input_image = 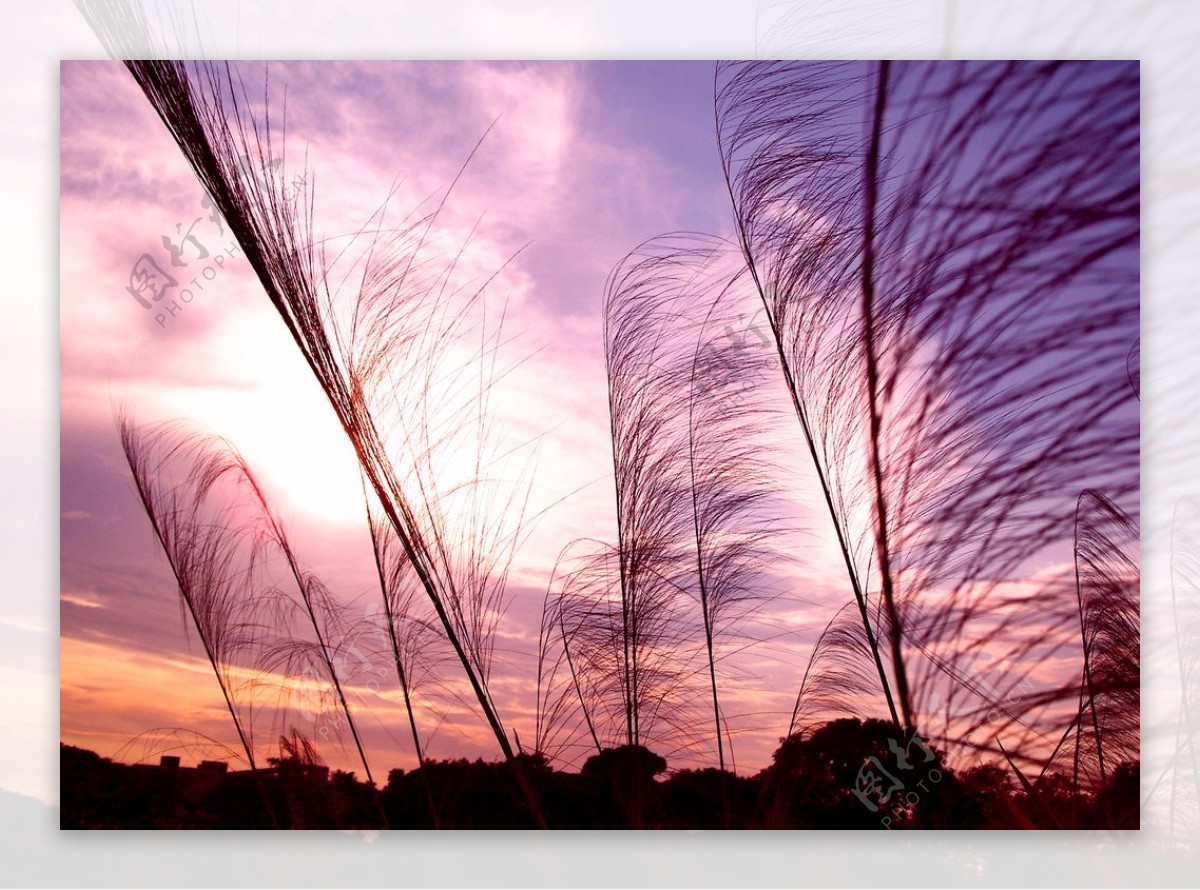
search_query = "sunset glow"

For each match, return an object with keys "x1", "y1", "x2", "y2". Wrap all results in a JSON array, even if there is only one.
[{"x1": 60, "y1": 59, "x2": 1139, "y2": 830}]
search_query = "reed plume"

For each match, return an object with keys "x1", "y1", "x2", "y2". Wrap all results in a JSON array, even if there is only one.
[
  {"x1": 716, "y1": 61, "x2": 1140, "y2": 755},
  {"x1": 118, "y1": 413, "x2": 279, "y2": 825},
  {"x1": 1071, "y1": 490, "x2": 1139, "y2": 793},
  {"x1": 112, "y1": 60, "x2": 537, "y2": 782}
]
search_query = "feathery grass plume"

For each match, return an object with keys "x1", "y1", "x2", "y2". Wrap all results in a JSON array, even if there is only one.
[
  {"x1": 239, "y1": 470, "x2": 387, "y2": 824},
  {"x1": 113, "y1": 61, "x2": 539, "y2": 785},
  {"x1": 543, "y1": 539, "x2": 697, "y2": 760},
  {"x1": 121, "y1": 415, "x2": 396, "y2": 822},
  {"x1": 538, "y1": 236, "x2": 782, "y2": 772},
  {"x1": 786, "y1": 603, "x2": 887, "y2": 739},
  {"x1": 679, "y1": 237, "x2": 780, "y2": 774},
  {"x1": 117, "y1": 413, "x2": 279, "y2": 826},
  {"x1": 599, "y1": 238, "x2": 701, "y2": 751},
  {"x1": 597, "y1": 235, "x2": 761, "y2": 755},
  {"x1": 535, "y1": 540, "x2": 607, "y2": 764},
  {"x1": 716, "y1": 61, "x2": 1140, "y2": 747},
  {"x1": 268, "y1": 728, "x2": 333, "y2": 830},
  {"x1": 112, "y1": 728, "x2": 247, "y2": 770},
  {"x1": 612, "y1": 234, "x2": 781, "y2": 771},
  {"x1": 1071, "y1": 490, "x2": 1139, "y2": 796},
  {"x1": 752, "y1": 0, "x2": 936, "y2": 60},
  {"x1": 72, "y1": 0, "x2": 160, "y2": 58},
  {"x1": 1166, "y1": 497, "x2": 1200, "y2": 844},
  {"x1": 275, "y1": 728, "x2": 323, "y2": 769},
  {"x1": 1005, "y1": 489, "x2": 1140, "y2": 828},
  {"x1": 124, "y1": 411, "x2": 386, "y2": 821}
]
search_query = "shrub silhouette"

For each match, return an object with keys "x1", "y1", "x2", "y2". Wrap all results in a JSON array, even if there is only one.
[{"x1": 579, "y1": 745, "x2": 668, "y2": 829}]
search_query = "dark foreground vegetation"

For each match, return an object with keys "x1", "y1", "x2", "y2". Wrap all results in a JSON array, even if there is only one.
[{"x1": 61, "y1": 718, "x2": 1137, "y2": 830}]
